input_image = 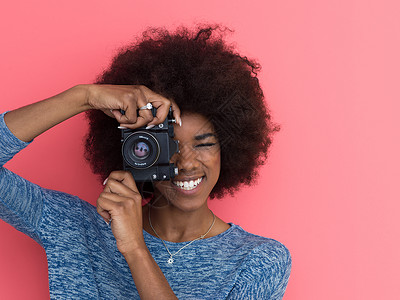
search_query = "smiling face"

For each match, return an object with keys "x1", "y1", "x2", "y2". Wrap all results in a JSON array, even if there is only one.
[{"x1": 153, "y1": 113, "x2": 221, "y2": 212}]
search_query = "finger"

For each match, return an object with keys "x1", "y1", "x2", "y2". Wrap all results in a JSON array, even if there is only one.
[
  {"x1": 97, "y1": 191, "x2": 124, "y2": 218},
  {"x1": 149, "y1": 104, "x2": 170, "y2": 126},
  {"x1": 120, "y1": 89, "x2": 141, "y2": 124},
  {"x1": 152, "y1": 98, "x2": 181, "y2": 126},
  {"x1": 111, "y1": 109, "x2": 126, "y2": 121},
  {"x1": 135, "y1": 106, "x2": 154, "y2": 128},
  {"x1": 123, "y1": 88, "x2": 152, "y2": 124},
  {"x1": 97, "y1": 192, "x2": 141, "y2": 225},
  {"x1": 102, "y1": 109, "x2": 116, "y2": 119},
  {"x1": 105, "y1": 170, "x2": 140, "y2": 194},
  {"x1": 118, "y1": 92, "x2": 155, "y2": 129},
  {"x1": 170, "y1": 99, "x2": 182, "y2": 126},
  {"x1": 98, "y1": 190, "x2": 130, "y2": 204},
  {"x1": 96, "y1": 195, "x2": 113, "y2": 222},
  {"x1": 104, "y1": 178, "x2": 139, "y2": 198},
  {"x1": 144, "y1": 98, "x2": 171, "y2": 127},
  {"x1": 140, "y1": 87, "x2": 171, "y2": 126},
  {"x1": 97, "y1": 194, "x2": 128, "y2": 225}
]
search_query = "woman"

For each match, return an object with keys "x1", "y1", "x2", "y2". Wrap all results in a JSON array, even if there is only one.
[{"x1": 0, "y1": 26, "x2": 291, "y2": 299}]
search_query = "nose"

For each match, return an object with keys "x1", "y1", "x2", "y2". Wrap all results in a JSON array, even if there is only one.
[{"x1": 171, "y1": 143, "x2": 200, "y2": 172}]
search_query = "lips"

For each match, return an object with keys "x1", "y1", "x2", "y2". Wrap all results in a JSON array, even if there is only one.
[{"x1": 172, "y1": 176, "x2": 204, "y2": 191}]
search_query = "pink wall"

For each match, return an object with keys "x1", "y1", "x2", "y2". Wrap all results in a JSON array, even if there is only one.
[{"x1": 1, "y1": 0, "x2": 399, "y2": 299}]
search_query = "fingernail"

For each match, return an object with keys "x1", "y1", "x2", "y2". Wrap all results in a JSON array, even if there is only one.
[
  {"x1": 104, "y1": 219, "x2": 109, "y2": 226},
  {"x1": 179, "y1": 119, "x2": 182, "y2": 126},
  {"x1": 118, "y1": 126, "x2": 127, "y2": 129},
  {"x1": 103, "y1": 178, "x2": 108, "y2": 185},
  {"x1": 146, "y1": 124, "x2": 155, "y2": 129}
]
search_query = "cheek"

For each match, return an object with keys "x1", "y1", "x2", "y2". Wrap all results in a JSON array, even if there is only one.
[{"x1": 210, "y1": 153, "x2": 221, "y2": 181}]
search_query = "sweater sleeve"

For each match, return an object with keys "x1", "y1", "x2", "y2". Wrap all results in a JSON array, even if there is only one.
[
  {"x1": 226, "y1": 241, "x2": 292, "y2": 300},
  {"x1": 0, "y1": 111, "x2": 44, "y2": 245}
]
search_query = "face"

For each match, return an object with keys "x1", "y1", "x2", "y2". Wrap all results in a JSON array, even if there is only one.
[{"x1": 153, "y1": 113, "x2": 221, "y2": 212}]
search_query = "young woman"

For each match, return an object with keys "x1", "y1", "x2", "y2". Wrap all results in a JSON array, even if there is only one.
[{"x1": 0, "y1": 26, "x2": 291, "y2": 299}]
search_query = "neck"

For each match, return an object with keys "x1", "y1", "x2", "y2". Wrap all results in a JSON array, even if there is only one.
[{"x1": 143, "y1": 202, "x2": 215, "y2": 243}]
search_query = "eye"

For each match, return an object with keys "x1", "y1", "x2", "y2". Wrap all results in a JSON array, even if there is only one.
[{"x1": 195, "y1": 143, "x2": 216, "y2": 148}]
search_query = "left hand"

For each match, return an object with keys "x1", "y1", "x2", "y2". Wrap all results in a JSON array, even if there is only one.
[{"x1": 97, "y1": 170, "x2": 145, "y2": 255}]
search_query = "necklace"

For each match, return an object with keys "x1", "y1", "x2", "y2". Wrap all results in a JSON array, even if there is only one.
[{"x1": 148, "y1": 207, "x2": 216, "y2": 265}]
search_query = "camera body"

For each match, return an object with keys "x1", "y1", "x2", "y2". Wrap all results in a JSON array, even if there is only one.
[{"x1": 121, "y1": 107, "x2": 179, "y2": 182}]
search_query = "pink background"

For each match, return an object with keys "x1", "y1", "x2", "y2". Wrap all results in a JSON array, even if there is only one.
[{"x1": 1, "y1": 0, "x2": 399, "y2": 299}]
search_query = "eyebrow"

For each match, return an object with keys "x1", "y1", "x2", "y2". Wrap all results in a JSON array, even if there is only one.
[{"x1": 194, "y1": 133, "x2": 216, "y2": 141}]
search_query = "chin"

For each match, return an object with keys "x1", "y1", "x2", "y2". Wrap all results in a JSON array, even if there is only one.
[{"x1": 153, "y1": 180, "x2": 211, "y2": 211}]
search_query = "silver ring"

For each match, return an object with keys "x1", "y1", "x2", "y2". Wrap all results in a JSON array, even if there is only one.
[{"x1": 139, "y1": 103, "x2": 153, "y2": 110}]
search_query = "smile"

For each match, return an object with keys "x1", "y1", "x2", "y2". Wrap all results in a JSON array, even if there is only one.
[{"x1": 172, "y1": 177, "x2": 204, "y2": 191}]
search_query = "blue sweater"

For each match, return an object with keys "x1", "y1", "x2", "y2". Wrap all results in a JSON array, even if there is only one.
[{"x1": 0, "y1": 112, "x2": 291, "y2": 299}]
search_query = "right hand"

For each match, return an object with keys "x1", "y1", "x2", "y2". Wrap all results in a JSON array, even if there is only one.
[
  {"x1": 97, "y1": 170, "x2": 145, "y2": 255},
  {"x1": 84, "y1": 84, "x2": 181, "y2": 129}
]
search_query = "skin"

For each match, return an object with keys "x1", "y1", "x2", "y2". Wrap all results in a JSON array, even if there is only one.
[
  {"x1": 142, "y1": 113, "x2": 230, "y2": 243},
  {"x1": 4, "y1": 84, "x2": 229, "y2": 299}
]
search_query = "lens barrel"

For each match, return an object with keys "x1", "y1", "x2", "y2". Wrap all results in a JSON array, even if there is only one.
[{"x1": 122, "y1": 131, "x2": 160, "y2": 169}]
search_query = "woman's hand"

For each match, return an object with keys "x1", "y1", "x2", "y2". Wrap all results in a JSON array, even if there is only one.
[
  {"x1": 97, "y1": 170, "x2": 146, "y2": 255},
  {"x1": 98, "y1": 170, "x2": 177, "y2": 298},
  {"x1": 4, "y1": 84, "x2": 181, "y2": 142},
  {"x1": 84, "y1": 84, "x2": 181, "y2": 129}
]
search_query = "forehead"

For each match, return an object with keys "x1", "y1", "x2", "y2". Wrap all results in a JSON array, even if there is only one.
[{"x1": 174, "y1": 113, "x2": 216, "y2": 139}]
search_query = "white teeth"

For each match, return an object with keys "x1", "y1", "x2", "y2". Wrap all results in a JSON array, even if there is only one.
[{"x1": 173, "y1": 177, "x2": 203, "y2": 191}]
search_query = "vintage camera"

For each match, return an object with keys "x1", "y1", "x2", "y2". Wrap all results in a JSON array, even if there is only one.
[{"x1": 121, "y1": 107, "x2": 179, "y2": 182}]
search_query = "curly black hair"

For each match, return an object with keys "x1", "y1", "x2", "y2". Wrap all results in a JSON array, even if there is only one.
[{"x1": 84, "y1": 24, "x2": 279, "y2": 199}]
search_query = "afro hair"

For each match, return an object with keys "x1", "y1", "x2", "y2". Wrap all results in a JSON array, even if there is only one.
[{"x1": 84, "y1": 24, "x2": 279, "y2": 199}]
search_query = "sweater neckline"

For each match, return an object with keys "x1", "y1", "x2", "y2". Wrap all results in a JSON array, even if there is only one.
[{"x1": 143, "y1": 222, "x2": 238, "y2": 246}]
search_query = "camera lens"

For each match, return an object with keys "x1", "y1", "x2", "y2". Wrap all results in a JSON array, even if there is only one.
[
  {"x1": 122, "y1": 131, "x2": 160, "y2": 169},
  {"x1": 134, "y1": 141, "x2": 150, "y2": 159}
]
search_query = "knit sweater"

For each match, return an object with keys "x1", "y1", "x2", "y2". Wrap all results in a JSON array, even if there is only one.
[{"x1": 0, "y1": 112, "x2": 291, "y2": 299}]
